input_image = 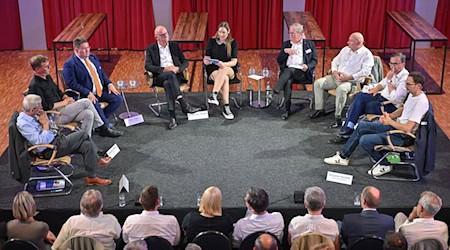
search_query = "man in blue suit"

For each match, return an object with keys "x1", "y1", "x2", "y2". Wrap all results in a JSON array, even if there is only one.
[
  {"x1": 63, "y1": 37, "x2": 123, "y2": 137},
  {"x1": 341, "y1": 186, "x2": 394, "y2": 247}
]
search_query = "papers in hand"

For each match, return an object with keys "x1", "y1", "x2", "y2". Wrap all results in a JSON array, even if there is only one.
[{"x1": 207, "y1": 58, "x2": 220, "y2": 65}]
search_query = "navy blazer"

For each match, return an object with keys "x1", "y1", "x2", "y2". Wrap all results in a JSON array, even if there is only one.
[
  {"x1": 144, "y1": 41, "x2": 188, "y2": 85},
  {"x1": 277, "y1": 39, "x2": 318, "y2": 83},
  {"x1": 341, "y1": 210, "x2": 394, "y2": 247},
  {"x1": 63, "y1": 54, "x2": 112, "y2": 98}
]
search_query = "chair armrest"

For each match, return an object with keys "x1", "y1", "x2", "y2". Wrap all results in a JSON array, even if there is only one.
[
  {"x1": 386, "y1": 130, "x2": 416, "y2": 150},
  {"x1": 64, "y1": 89, "x2": 81, "y2": 99},
  {"x1": 365, "y1": 114, "x2": 381, "y2": 121},
  {"x1": 28, "y1": 144, "x2": 58, "y2": 164},
  {"x1": 145, "y1": 71, "x2": 154, "y2": 87}
]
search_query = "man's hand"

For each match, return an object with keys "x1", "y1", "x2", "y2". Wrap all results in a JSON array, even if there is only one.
[
  {"x1": 408, "y1": 206, "x2": 419, "y2": 222},
  {"x1": 66, "y1": 97, "x2": 75, "y2": 104},
  {"x1": 379, "y1": 111, "x2": 392, "y2": 125},
  {"x1": 45, "y1": 231, "x2": 56, "y2": 244},
  {"x1": 368, "y1": 88, "x2": 379, "y2": 96},
  {"x1": 163, "y1": 66, "x2": 179, "y2": 73},
  {"x1": 301, "y1": 64, "x2": 308, "y2": 72},
  {"x1": 37, "y1": 110, "x2": 50, "y2": 130},
  {"x1": 284, "y1": 48, "x2": 296, "y2": 55},
  {"x1": 87, "y1": 92, "x2": 98, "y2": 104},
  {"x1": 339, "y1": 72, "x2": 353, "y2": 82},
  {"x1": 333, "y1": 71, "x2": 342, "y2": 81},
  {"x1": 108, "y1": 84, "x2": 120, "y2": 95}
]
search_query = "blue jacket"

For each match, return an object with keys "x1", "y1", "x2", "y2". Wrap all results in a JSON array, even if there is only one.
[{"x1": 416, "y1": 103, "x2": 437, "y2": 176}]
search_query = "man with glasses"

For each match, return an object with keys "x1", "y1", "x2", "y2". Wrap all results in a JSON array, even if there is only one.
[
  {"x1": 273, "y1": 23, "x2": 317, "y2": 120},
  {"x1": 145, "y1": 25, "x2": 200, "y2": 129},
  {"x1": 311, "y1": 32, "x2": 374, "y2": 128},
  {"x1": 63, "y1": 37, "x2": 123, "y2": 137},
  {"x1": 331, "y1": 53, "x2": 408, "y2": 142},
  {"x1": 324, "y1": 72, "x2": 429, "y2": 177}
]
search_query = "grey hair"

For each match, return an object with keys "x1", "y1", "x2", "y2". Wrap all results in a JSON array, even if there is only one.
[
  {"x1": 22, "y1": 94, "x2": 42, "y2": 112},
  {"x1": 419, "y1": 191, "x2": 442, "y2": 216},
  {"x1": 290, "y1": 23, "x2": 304, "y2": 34},
  {"x1": 80, "y1": 189, "x2": 103, "y2": 217},
  {"x1": 304, "y1": 186, "x2": 326, "y2": 211},
  {"x1": 391, "y1": 52, "x2": 406, "y2": 63},
  {"x1": 124, "y1": 240, "x2": 147, "y2": 250}
]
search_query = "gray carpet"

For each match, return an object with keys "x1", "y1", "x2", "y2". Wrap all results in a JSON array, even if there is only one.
[{"x1": 1, "y1": 92, "x2": 450, "y2": 211}]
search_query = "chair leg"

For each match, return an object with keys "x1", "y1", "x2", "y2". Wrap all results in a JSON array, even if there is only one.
[
  {"x1": 26, "y1": 163, "x2": 75, "y2": 197},
  {"x1": 148, "y1": 90, "x2": 165, "y2": 117},
  {"x1": 369, "y1": 153, "x2": 420, "y2": 181},
  {"x1": 277, "y1": 97, "x2": 285, "y2": 109}
]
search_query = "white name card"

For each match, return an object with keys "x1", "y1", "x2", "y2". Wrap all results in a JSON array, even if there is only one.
[
  {"x1": 124, "y1": 114, "x2": 144, "y2": 127},
  {"x1": 119, "y1": 174, "x2": 129, "y2": 193},
  {"x1": 326, "y1": 171, "x2": 353, "y2": 185},
  {"x1": 248, "y1": 74, "x2": 264, "y2": 81},
  {"x1": 187, "y1": 110, "x2": 209, "y2": 120},
  {"x1": 106, "y1": 144, "x2": 120, "y2": 159}
]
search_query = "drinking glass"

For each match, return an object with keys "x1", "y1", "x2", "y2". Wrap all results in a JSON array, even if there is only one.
[
  {"x1": 249, "y1": 67, "x2": 255, "y2": 76},
  {"x1": 262, "y1": 67, "x2": 269, "y2": 78}
]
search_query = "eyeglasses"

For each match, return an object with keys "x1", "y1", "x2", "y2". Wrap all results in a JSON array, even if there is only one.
[
  {"x1": 157, "y1": 33, "x2": 168, "y2": 37},
  {"x1": 289, "y1": 32, "x2": 301, "y2": 36},
  {"x1": 389, "y1": 62, "x2": 402, "y2": 65},
  {"x1": 406, "y1": 83, "x2": 417, "y2": 86}
]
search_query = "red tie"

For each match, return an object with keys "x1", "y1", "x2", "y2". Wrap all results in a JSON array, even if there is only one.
[{"x1": 84, "y1": 58, "x2": 102, "y2": 97}]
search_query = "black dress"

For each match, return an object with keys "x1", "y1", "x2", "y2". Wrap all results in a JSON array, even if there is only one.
[
  {"x1": 181, "y1": 211, "x2": 233, "y2": 243},
  {"x1": 205, "y1": 38, "x2": 238, "y2": 77}
]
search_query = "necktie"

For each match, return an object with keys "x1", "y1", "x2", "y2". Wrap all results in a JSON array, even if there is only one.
[{"x1": 84, "y1": 58, "x2": 102, "y2": 97}]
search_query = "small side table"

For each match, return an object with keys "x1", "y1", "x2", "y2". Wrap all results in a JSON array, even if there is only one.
[
  {"x1": 248, "y1": 74, "x2": 269, "y2": 108},
  {"x1": 116, "y1": 80, "x2": 141, "y2": 119}
]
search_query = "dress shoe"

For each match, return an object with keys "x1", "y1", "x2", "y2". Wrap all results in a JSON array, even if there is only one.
[
  {"x1": 168, "y1": 118, "x2": 177, "y2": 130},
  {"x1": 85, "y1": 176, "x2": 112, "y2": 186},
  {"x1": 329, "y1": 118, "x2": 342, "y2": 128},
  {"x1": 281, "y1": 111, "x2": 290, "y2": 120},
  {"x1": 100, "y1": 127, "x2": 123, "y2": 137},
  {"x1": 328, "y1": 135, "x2": 348, "y2": 144},
  {"x1": 98, "y1": 157, "x2": 112, "y2": 167},
  {"x1": 97, "y1": 149, "x2": 105, "y2": 157},
  {"x1": 309, "y1": 110, "x2": 326, "y2": 119},
  {"x1": 182, "y1": 105, "x2": 201, "y2": 114},
  {"x1": 339, "y1": 127, "x2": 354, "y2": 136}
]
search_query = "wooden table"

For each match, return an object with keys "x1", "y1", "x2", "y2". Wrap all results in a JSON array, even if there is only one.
[
  {"x1": 53, "y1": 13, "x2": 110, "y2": 85},
  {"x1": 383, "y1": 11, "x2": 447, "y2": 94},
  {"x1": 172, "y1": 12, "x2": 208, "y2": 59},
  {"x1": 283, "y1": 11, "x2": 326, "y2": 76}
]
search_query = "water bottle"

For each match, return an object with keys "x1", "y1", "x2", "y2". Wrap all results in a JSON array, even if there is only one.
[
  {"x1": 265, "y1": 81, "x2": 272, "y2": 106},
  {"x1": 248, "y1": 82, "x2": 253, "y2": 105},
  {"x1": 118, "y1": 192, "x2": 126, "y2": 207}
]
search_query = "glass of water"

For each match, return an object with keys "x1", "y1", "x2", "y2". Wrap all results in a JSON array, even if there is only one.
[
  {"x1": 117, "y1": 80, "x2": 124, "y2": 89},
  {"x1": 118, "y1": 193, "x2": 126, "y2": 207},
  {"x1": 249, "y1": 67, "x2": 255, "y2": 76},
  {"x1": 196, "y1": 193, "x2": 202, "y2": 207},
  {"x1": 159, "y1": 195, "x2": 164, "y2": 207},
  {"x1": 353, "y1": 192, "x2": 361, "y2": 206},
  {"x1": 262, "y1": 67, "x2": 269, "y2": 78}
]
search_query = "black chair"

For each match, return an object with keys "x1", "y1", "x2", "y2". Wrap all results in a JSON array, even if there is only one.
[
  {"x1": 348, "y1": 235, "x2": 384, "y2": 250},
  {"x1": 192, "y1": 230, "x2": 232, "y2": 250},
  {"x1": 411, "y1": 238, "x2": 444, "y2": 250},
  {"x1": 239, "y1": 231, "x2": 282, "y2": 250},
  {"x1": 2, "y1": 238, "x2": 39, "y2": 250},
  {"x1": 143, "y1": 235, "x2": 174, "y2": 250}
]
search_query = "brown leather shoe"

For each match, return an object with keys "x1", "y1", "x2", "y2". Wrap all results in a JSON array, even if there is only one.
[
  {"x1": 98, "y1": 157, "x2": 112, "y2": 167},
  {"x1": 85, "y1": 176, "x2": 112, "y2": 186}
]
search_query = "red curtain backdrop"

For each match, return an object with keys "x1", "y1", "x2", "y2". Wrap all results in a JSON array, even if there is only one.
[
  {"x1": 433, "y1": 0, "x2": 450, "y2": 47},
  {"x1": 0, "y1": 0, "x2": 22, "y2": 50},
  {"x1": 305, "y1": 0, "x2": 414, "y2": 48},
  {"x1": 42, "y1": 0, "x2": 155, "y2": 50},
  {"x1": 172, "y1": 0, "x2": 283, "y2": 50}
]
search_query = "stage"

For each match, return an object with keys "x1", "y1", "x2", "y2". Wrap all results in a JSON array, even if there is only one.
[{"x1": 1, "y1": 92, "x2": 449, "y2": 248}]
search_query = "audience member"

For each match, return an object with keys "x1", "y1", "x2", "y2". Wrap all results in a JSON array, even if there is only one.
[
  {"x1": 185, "y1": 243, "x2": 202, "y2": 250},
  {"x1": 253, "y1": 233, "x2": 278, "y2": 250},
  {"x1": 383, "y1": 231, "x2": 407, "y2": 250},
  {"x1": 311, "y1": 32, "x2": 374, "y2": 128},
  {"x1": 124, "y1": 240, "x2": 147, "y2": 250},
  {"x1": 336, "y1": 52, "x2": 408, "y2": 140},
  {"x1": 122, "y1": 185, "x2": 180, "y2": 245},
  {"x1": 324, "y1": 72, "x2": 429, "y2": 177},
  {"x1": 51, "y1": 189, "x2": 121, "y2": 250},
  {"x1": 288, "y1": 186, "x2": 339, "y2": 249},
  {"x1": 395, "y1": 191, "x2": 448, "y2": 249},
  {"x1": 204, "y1": 21, "x2": 238, "y2": 120},
  {"x1": 182, "y1": 186, "x2": 233, "y2": 243},
  {"x1": 28, "y1": 55, "x2": 115, "y2": 138},
  {"x1": 63, "y1": 37, "x2": 123, "y2": 136},
  {"x1": 341, "y1": 186, "x2": 394, "y2": 247},
  {"x1": 145, "y1": 25, "x2": 200, "y2": 129},
  {"x1": 273, "y1": 22, "x2": 317, "y2": 120},
  {"x1": 16, "y1": 94, "x2": 112, "y2": 186},
  {"x1": 233, "y1": 187, "x2": 284, "y2": 248},
  {"x1": 311, "y1": 242, "x2": 334, "y2": 250},
  {"x1": 7, "y1": 191, "x2": 56, "y2": 250}
]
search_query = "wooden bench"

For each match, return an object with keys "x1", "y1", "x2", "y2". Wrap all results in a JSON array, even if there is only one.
[{"x1": 172, "y1": 12, "x2": 208, "y2": 56}]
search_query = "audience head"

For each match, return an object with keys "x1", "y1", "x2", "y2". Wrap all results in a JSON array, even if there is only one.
[
  {"x1": 383, "y1": 231, "x2": 407, "y2": 250},
  {"x1": 406, "y1": 72, "x2": 425, "y2": 95},
  {"x1": 12, "y1": 191, "x2": 37, "y2": 221},
  {"x1": 214, "y1": 21, "x2": 233, "y2": 57},
  {"x1": 361, "y1": 186, "x2": 382, "y2": 209},
  {"x1": 304, "y1": 186, "x2": 326, "y2": 212},
  {"x1": 139, "y1": 185, "x2": 159, "y2": 210},
  {"x1": 418, "y1": 191, "x2": 442, "y2": 217},
  {"x1": 124, "y1": 240, "x2": 147, "y2": 250},
  {"x1": 253, "y1": 233, "x2": 278, "y2": 250},
  {"x1": 80, "y1": 189, "x2": 103, "y2": 217},
  {"x1": 22, "y1": 94, "x2": 42, "y2": 115},
  {"x1": 348, "y1": 32, "x2": 364, "y2": 51},
  {"x1": 185, "y1": 243, "x2": 202, "y2": 250},
  {"x1": 245, "y1": 187, "x2": 269, "y2": 214},
  {"x1": 199, "y1": 186, "x2": 222, "y2": 217},
  {"x1": 30, "y1": 55, "x2": 50, "y2": 78},
  {"x1": 154, "y1": 25, "x2": 169, "y2": 47},
  {"x1": 73, "y1": 37, "x2": 90, "y2": 59},
  {"x1": 289, "y1": 23, "x2": 303, "y2": 43},
  {"x1": 389, "y1": 53, "x2": 406, "y2": 73}
]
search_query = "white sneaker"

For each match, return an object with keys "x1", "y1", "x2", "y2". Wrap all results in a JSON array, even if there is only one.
[
  {"x1": 324, "y1": 152, "x2": 349, "y2": 166},
  {"x1": 208, "y1": 95, "x2": 219, "y2": 105},
  {"x1": 367, "y1": 165, "x2": 392, "y2": 176},
  {"x1": 222, "y1": 106, "x2": 234, "y2": 120}
]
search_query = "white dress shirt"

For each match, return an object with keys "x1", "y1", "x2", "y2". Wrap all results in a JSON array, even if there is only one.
[
  {"x1": 288, "y1": 214, "x2": 339, "y2": 243},
  {"x1": 76, "y1": 54, "x2": 103, "y2": 94},
  {"x1": 331, "y1": 46, "x2": 374, "y2": 80},
  {"x1": 122, "y1": 210, "x2": 181, "y2": 245},
  {"x1": 398, "y1": 218, "x2": 448, "y2": 250},
  {"x1": 378, "y1": 68, "x2": 409, "y2": 106},
  {"x1": 158, "y1": 42, "x2": 174, "y2": 67},
  {"x1": 287, "y1": 40, "x2": 304, "y2": 69}
]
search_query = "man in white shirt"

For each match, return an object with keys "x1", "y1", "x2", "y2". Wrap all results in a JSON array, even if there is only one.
[
  {"x1": 122, "y1": 185, "x2": 181, "y2": 246},
  {"x1": 395, "y1": 191, "x2": 448, "y2": 250},
  {"x1": 288, "y1": 186, "x2": 339, "y2": 249},
  {"x1": 311, "y1": 32, "x2": 374, "y2": 128},
  {"x1": 232, "y1": 187, "x2": 284, "y2": 248},
  {"x1": 52, "y1": 189, "x2": 121, "y2": 250}
]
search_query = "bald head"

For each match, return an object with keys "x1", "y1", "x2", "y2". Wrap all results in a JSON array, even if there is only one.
[
  {"x1": 361, "y1": 186, "x2": 381, "y2": 208},
  {"x1": 154, "y1": 25, "x2": 169, "y2": 46},
  {"x1": 254, "y1": 234, "x2": 278, "y2": 250},
  {"x1": 348, "y1": 32, "x2": 364, "y2": 51}
]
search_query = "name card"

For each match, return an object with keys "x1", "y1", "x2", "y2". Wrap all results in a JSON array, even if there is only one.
[
  {"x1": 106, "y1": 144, "x2": 120, "y2": 159},
  {"x1": 248, "y1": 74, "x2": 264, "y2": 81},
  {"x1": 119, "y1": 174, "x2": 129, "y2": 193},
  {"x1": 187, "y1": 110, "x2": 209, "y2": 120},
  {"x1": 326, "y1": 171, "x2": 353, "y2": 185},
  {"x1": 124, "y1": 114, "x2": 144, "y2": 127}
]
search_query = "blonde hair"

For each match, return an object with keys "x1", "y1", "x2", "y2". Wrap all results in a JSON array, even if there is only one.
[
  {"x1": 199, "y1": 186, "x2": 222, "y2": 216},
  {"x1": 80, "y1": 189, "x2": 103, "y2": 217},
  {"x1": 213, "y1": 22, "x2": 234, "y2": 58},
  {"x1": 12, "y1": 191, "x2": 37, "y2": 221}
]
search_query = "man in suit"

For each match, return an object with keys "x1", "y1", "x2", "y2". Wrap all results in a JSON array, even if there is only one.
[
  {"x1": 145, "y1": 25, "x2": 200, "y2": 130},
  {"x1": 341, "y1": 186, "x2": 394, "y2": 247},
  {"x1": 63, "y1": 37, "x2": 123, "y2": 137},
  {"x1": 273, "y1": 22, "x2": 318, "y2": 120}
]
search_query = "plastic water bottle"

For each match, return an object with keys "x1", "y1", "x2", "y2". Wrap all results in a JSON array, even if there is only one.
[
  {"x1": 353, "y1": 192, "x2": 361, "y2": 206},
  {"x1": 248, "y1": 83, "x2": 253, "y2": 105},
  {"x1": 118, "y1": 193, "x2": 126, "y2": 207},
  {"x1": 266, "y1": 81, "x2": 272, "y2": 106}
]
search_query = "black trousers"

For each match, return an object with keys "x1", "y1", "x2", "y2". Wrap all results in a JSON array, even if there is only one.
[
  {"x1": 273, "y1": 67, "x2": 308, "y2": 111},
  {"x1": 155, "y1": 72, "x2": 182, "y2": 111}
]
